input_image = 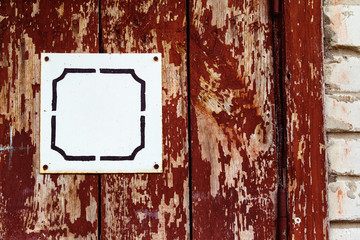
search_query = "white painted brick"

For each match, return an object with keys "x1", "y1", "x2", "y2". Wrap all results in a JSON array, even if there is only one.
[
  {"x1": 328, "y1": 136, "x2": 360, "y2": 175},
  {"x1": 325, "y1": 0, "x2": 360, "y2": 5},
  {"x1": 329, "y1": 180, "x2": 360, "y2": 221},
  {"x1": 325, "y1": 94, "x2": 360, "y2": 132},
  {"x1": 324, "y1": 5, "x2": 360, "y2": 48},
  {"x1": 324, "y1": 1, "x2": 360, "y2": 238},
  {"x1": 325, "y1": 56, "x2": 360, "y2": 92},
  {"x1": 330, "y1": 227, "x2": 360, "y2": 240}
]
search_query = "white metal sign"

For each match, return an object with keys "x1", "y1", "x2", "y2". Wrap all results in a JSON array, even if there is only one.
[{"x1": 40, "y1": 53, "x2": 162, "y2": 173}]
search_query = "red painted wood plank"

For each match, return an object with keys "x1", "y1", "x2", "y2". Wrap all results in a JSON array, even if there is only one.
[
  {"x1": 189, "y1": 1, "x2": 278, "y2": 239},
  {"x1": 283, "y1": 0, "x2": 328, "y2": 239},
  {"x1": 100, "y1": 0, "x2": 189, "y2": 238},
  {"x1": 0, "y1": 1, "x2": 99, "y2": 238}
]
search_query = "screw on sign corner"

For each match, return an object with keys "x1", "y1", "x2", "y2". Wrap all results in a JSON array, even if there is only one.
[
  {"x1": 43, "y1": 165, "x2": 48, "y2": 171},
  {"x1": 154, "y1": 163, "x2": 159, "y2": 169},
  {"x1": 44, "y1": 56, "x2": 49, "y2": 62},
  {"x1": 153, "y1": 56, "x2": 159, "y2": 62}
]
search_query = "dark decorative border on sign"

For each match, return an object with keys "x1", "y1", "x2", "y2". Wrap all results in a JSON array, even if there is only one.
[
  {"x1": 51, "y1": 116, "x2": 96, "y2": 161},
  {"x1": 100, "y1": 116, "x2": 145, "y2": 161},
  {"x1": 100, "y1": 68, "x2": 146, "y2": 111},
  {"x1": 52, "y1": 68, "x2": 96, "y2": 111},
  {"x1": 51, "y1": 68, "x2": 146, "y2": 161}
]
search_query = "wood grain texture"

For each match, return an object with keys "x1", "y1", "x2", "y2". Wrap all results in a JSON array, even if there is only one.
[
  {"x1": 0, "y1": 1, "x2": 99, "y2": 238},
  {"x1": 100, "y1": 0, "x2": 189, "y2": 239},
  {"x1": 189, "y1": 1, "x2": 278, "y2": 239},
  {"x1": 283, "y1": 0, "x2": 328, "y2": 239}
]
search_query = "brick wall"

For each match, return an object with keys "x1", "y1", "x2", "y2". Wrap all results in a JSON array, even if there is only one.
[{"x1": 324, "y1": 1, "x2": 360, "y2": 239}]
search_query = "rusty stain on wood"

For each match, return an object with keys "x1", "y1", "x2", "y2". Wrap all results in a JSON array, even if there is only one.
[
  {"x1": 283, "y1": 0, "x2": 328, "y2": 239},
  {"x1": 190, "y1": 0, "x2": 278, "y2": 239},
  {"x1": 0, "y1": 0, "x2": 99, "y2": 238},
  {"x1": 100, "y1": 0, "x2": 189, "y2": 238}
]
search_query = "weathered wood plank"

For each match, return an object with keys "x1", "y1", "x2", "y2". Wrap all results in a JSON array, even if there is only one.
[
  {"x1": 189, "y1": 1, "x2": 278, "y2": 239},
  {"x1": 0, "y1": 1, "x2": 99, "y2": 238},
  {"x1": 100, "y1": 0, "x2": 189, "y2": 238},
  {"x1": 283, "y1": 0, "x2": 328, "y2": 239}
]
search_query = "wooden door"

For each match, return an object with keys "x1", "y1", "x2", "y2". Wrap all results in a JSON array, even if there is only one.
[{"x1": 0, "y1": 0, "x2": 327, "y2": 239}]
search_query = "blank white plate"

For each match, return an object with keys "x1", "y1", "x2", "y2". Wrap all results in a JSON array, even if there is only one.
[{"x1": 40, "y1": 53, "x2": 162, "y2": 173}]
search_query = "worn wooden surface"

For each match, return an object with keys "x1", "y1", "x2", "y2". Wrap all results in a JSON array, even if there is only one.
[
  {"x1": 100, "y1": 0, "x2": 189, "y2": 238},
  {"x1": 0, "y1": 0, "x2": 99, "y2": 238},
  {"x1": 189, "y1": 1, "x2": 278, "y2": 239},
  {"x1": 283, "y1": 0, "x2": 328, "y2": 239},
  {"x1": 0, "y1": 0, "x2": 329, "y2": 239}
]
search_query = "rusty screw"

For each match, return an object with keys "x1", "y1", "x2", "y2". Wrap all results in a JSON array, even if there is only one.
[
  {"x1": 154, "y1": 163, "x2": 159, "y2": 169},
  {"x1": 43, "y1": 165, "x2": 48, "y2": 171},
  {"x1": 153, "y1": 56, "x2": 159, "y2": 62},
  {"x1": 44, "y1": 56, "x2": 49, "y2": 62}
]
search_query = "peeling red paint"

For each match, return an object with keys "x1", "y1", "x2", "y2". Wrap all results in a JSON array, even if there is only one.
[
  {"x1": 101, "y1": 0, "x2": 189, "y2": 238},
  {"x1": 0, "y1": 1, "x2": 99, "y2": 238},
  {"x1": 31, "y1": 83, "x2": 40, "y2": 98},
  {"x1": 283, "y1": 0, "x2": 328, "y2": 239},
  {"x1": 0, "y1": 0, "x2": 328, "y2": 238},
  {"x1": 190, "y1": 1, "x2": 277, "y2": 239},
  {"x1": 0, "y1": 117, "x2": 35, "y2": 237}
]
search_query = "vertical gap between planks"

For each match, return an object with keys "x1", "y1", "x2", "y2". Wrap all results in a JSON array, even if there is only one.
[
  {"x1": 271, "y1": 3, "x2": 288, "y2": 239},
  {"x1": 98, "y1": 1, "x2": 102, "y2": 240},
  {"x1": 98, "y1": 0, "x2": 104, "y2": 54},
  {"x1": 271, "y1": 3, "x2": 286, "y2": 189},
  {"x1": 98, "y1": 175, "x2": 101, "y2": 240},
  {"x1": 186, "y1": 0, "x2": 193, "y2": 239}
]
